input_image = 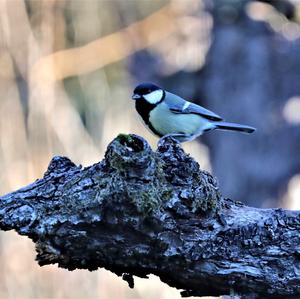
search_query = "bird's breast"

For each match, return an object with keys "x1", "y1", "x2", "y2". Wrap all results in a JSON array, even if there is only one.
[{"x1": 149, "y1": 102, "x2": 209, "y2": 137}]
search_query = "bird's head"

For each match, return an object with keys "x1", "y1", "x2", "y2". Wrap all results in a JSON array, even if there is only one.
[{"x1": 132, "y1": 83, "x2": 165, "y2": 104}]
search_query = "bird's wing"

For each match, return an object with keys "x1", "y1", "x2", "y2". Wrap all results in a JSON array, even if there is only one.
[{"x1": 165, "y1": 92, "x2": 223, "y2": 121}]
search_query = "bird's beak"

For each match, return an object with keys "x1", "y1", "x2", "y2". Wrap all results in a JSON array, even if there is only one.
[{"x1": 132, "y1": 94, "x2": 141, "y2": 100}]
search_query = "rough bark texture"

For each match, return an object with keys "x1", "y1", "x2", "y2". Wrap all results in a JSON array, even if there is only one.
[{"x1": 0, "y1": 134, "x2": 300, "y2": 298}]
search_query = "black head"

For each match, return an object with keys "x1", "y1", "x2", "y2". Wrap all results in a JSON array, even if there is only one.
[
  {"x1": 132, "y1": 83, "x2": 164, "y2": 104},
  {"x1": 133, "y1": 82, "x2": 160, "y2": 96}
]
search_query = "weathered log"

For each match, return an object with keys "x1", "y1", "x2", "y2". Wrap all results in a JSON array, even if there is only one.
[{"x1": 0, "y1": 134, "x2": 299, "y2": 298}]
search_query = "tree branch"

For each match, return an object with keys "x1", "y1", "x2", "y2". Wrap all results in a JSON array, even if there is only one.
[{"x1": 0, "y1": 134, "x2": 299, "y2": 298}]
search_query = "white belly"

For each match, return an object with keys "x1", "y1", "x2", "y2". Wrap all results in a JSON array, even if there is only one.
[{"x1": 149, "y1": 102, "x2": 213, "y2": 139}]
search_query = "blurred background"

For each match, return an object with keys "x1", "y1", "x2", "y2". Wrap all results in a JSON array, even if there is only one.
[{"x1": 1, "y1": 0, "x2": 300, "y2": 298}]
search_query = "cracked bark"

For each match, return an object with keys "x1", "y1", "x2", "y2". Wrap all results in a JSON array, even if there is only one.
[{"x1": 0, "y1": 134, "x2": 300, "y2": 298}]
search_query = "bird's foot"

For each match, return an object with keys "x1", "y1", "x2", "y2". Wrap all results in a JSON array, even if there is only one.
[{"x1": 157, "y1": 134, "x2": 186, "y2": 147}]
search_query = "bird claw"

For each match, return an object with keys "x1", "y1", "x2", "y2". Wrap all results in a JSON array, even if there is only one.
[{"x1": 157, "y1": 134, "x2": 185, "y2": 147}]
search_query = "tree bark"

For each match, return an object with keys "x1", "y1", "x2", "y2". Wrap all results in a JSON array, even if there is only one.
[{"x1": 0, "y1": 134, "x2": 300, "y2": 298}]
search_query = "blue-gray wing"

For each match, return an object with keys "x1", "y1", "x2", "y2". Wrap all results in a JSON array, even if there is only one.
[{"x1": 165, "y1": 92, "x2": 223, "y2": 121}]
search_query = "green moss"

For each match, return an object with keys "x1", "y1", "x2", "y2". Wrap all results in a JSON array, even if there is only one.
[
  {"x1": 107, "y1": 134, "x2": 147, "y2": 172},
  {"x1": 108, "y1": 152, "x2": 127, "y2": 171},
  {"x1": 128, "y1": 183, "x2": 173, "y2": 216},
  {"x1": 116, "y1": 134, "x2": 144, "y2": 152},
  {"x1": 128, "y1": 187, "x2": 160, "y2": 215},
  {"x1": 125, "y1": 157, "x2": 174, "y2": 215},
  {"x1": 116, "y1": 133, "x2": 135, "y2": 144},
  {"x1": 191, "y1": 185, "x2": 221, "y2": 213}
]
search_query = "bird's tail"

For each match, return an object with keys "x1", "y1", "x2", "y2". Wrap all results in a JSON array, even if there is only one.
[{"x1": 215, "y1": 121, "x2": 256, "y2": 134}]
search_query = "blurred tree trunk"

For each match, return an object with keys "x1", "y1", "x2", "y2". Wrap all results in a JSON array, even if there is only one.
[{"x1": 199, "y1": 0, "x2": 300, "y2": 207}]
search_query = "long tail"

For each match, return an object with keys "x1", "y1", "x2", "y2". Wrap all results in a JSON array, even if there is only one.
[{"x1": 214, "y1": 121, "x2": 256, "y2": 134}]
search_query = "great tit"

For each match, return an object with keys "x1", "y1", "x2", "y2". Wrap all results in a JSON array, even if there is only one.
[{"x1": 132, "y1": 82, "x2": 256, "y2": 142}]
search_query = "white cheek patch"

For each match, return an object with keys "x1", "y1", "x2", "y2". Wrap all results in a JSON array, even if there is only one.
[{"x1": 144, "y1": 90, "x2": 163, "y2": 104}]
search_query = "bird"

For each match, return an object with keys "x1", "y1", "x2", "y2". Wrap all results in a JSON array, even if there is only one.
[{"x1": 132, "y1": 82, "x2": 256, "y2": 143}]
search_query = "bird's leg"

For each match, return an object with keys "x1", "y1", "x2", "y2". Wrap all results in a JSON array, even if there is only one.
[{"x1": 158, "y1": 133, "x2": 187, "y2": 147}]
